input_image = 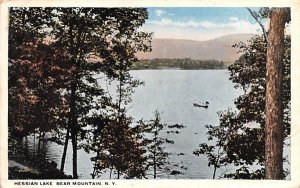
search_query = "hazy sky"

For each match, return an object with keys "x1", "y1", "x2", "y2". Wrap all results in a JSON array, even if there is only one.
[{"x1": 142, "y1": 7, "x2": 266, "y2": 41}]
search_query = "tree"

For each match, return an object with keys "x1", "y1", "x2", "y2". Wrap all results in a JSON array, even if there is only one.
[
  {"x1": 88, "y1": 61, "x2": 147, "y2": 179},
  {"x1": 87, "y1": 59, "x2": 148, "y2": 180},
  {"x1": 64, "y1": 8, "x2": 152, "y2": 179},
  {"x1": 265, "y1": 8, "x2": 290, "y2": 179},
  {"x1": 193, "y1": 111, "x2": 237, "y2": 179},
  {"x1": 135, "y1": 111, "x2": 186, "y2": 179},
  {"x1": 89, "y1": 112, "x2": 147, "y2": 179},
  {"x1": 8, "y1": 7, "x2": 152, "y2": 179},
  {"x1": 131, "y1": 59, "x2": 225, "y2": 70},
  {"x1": 45, "y1": 8, "x2": 151, "y2": 178},
  {"x1": 228, "y1": 35, "x2": 290, "y2": 179},
  {"x1": 246, "y1": 7, "x2": 290, "y2": 179},
  {"x1": 194, "y1": 34, "x2": 291, "y2": 179},
  {"x1": 8, "y1": 8, "x2": 67, "y2": 150}
]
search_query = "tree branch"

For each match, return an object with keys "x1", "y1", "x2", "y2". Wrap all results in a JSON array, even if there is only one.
[{"x1": 246, "y1": 7, "x2": 268, "y2": 44}]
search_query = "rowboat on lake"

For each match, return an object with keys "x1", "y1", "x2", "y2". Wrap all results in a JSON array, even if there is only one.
[{"x1": 193, "y1": 101, "x2": 209, "y2": 108}]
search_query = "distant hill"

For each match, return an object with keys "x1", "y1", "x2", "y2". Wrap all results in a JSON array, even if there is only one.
[{"x1": 136, "y1": 34, "x2": 253, "y2": 64}]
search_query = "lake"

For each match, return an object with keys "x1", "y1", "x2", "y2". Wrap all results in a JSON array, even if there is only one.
[{"x1": 22, "y1": 70, "x2": 245, "y2": 179}]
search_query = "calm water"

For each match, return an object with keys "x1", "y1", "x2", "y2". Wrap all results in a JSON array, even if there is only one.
[{"x1": 24, "y1": 70, "x2": 245, "y2": 179}]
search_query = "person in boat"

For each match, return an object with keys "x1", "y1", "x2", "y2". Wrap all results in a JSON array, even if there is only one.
[{"x1": 193, "y1": 101, "x2": 209, "y2": 108}]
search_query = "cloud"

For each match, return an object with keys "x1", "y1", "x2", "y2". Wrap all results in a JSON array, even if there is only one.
[
  {"x1": 149, "y1": 18, "x2": 215, "y2": 28},
  {"x1": 155, "y1": 9, "x2": 167, "y2": 17},
  {"x1": 153, "y1": 18, "x2": 172, "y2": 25},
  {"x1": 148, "y1": 17, "x2": 261, "y2": 31},
  {"x1": 142, "y1": 17, "x2": 266, "y2": 41},
  {"x1": 229, "y1": 17, "x2": 239, "y2": 21},
  {"x1": 199, "y1": 21, "x2": 217, "y2": 28}
]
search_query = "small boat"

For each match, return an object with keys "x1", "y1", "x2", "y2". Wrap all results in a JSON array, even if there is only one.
[{"x1": 193, "y1": 101, "x2": 209, "y2": 108}]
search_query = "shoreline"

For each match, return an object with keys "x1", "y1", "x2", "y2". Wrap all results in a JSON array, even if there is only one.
[
  {"x1": 8, "y1": 159, "x2": 72, "y2": 179},
  {"x1": 130, "y1": 68, "x2": 227, "y2": 71}
]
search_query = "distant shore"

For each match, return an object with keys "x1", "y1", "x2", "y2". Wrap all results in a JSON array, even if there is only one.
[{"x1": 131, "y1": 58, "x2": 229, "y2": 70}]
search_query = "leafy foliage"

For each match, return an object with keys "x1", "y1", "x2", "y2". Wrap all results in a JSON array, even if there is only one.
[
  {"x1": 134, "y1": 111, "x2": 186, "y2": 179},
  {"x1": 8, "y1": 8, "x2": 68, "y2": 137},
  {"x1": 258, "y1": 8, "x2": 291, "y2": 23},
  {"x1": 81, "y1": 8, "x2": 152, "y2": 179},
  {"x1": 194, "y1": 34, "x2": 290, "y2": 179},
  {"x1": 87, "y1": 51, "x2": 148, "y2": 179},
  {"x1": 89, "y1": 113, "x2": 146, "y2": 179},
  {"x1": 8, "y1": 7, "x2": 152, "y2": 179}
]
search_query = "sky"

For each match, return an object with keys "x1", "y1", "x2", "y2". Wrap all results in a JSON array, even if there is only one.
[{"x1": 141, "y1": 7, "x2": 267, "y2": 41}]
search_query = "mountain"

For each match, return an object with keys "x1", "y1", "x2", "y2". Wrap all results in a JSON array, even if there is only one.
[{"x1": 136, "y1": 34, "x2": 253, "y2": 64}]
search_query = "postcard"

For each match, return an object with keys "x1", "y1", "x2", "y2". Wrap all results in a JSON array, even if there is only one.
[{"x1": 1, "y1": 0, "x2": 300, "y2": 188}]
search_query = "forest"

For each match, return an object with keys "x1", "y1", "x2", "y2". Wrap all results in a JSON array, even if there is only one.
[
  {"x1": 8, "y1": 7, "x2": 290, "y2": 180},
  {"x1": 8, "y1": 7, "x2": 185, "y2": 179},
  {"x1": 130, "y1": 58, "x2": 226, "y2": 70}
]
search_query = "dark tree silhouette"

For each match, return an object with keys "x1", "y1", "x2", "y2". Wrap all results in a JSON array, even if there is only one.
[
  {"x1": 135, "y1": 111, "x2": 186, "y2": 179},
  {"x1": 194, "y1": 34, "x2": 290, "y2": 179},
  {"x1": 8, "y1": 7, "x2": 152, "y2": 179}
]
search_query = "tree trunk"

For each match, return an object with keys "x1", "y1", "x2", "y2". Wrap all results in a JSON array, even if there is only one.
[
  {"x1": 265, "y1": 8, "x2": 286, "y2": 179},
  {"x1": 91, "y1": 162, "x2": 96, "y2": 179},
  {"x1": 118, "y1": 77, "x2": 122, "y2": 117},
  {"x1": 71, "y1": 127, "x2": 78, "y2": 179},
  {"x1": 60, "y1": 124, "x2": 70, "y2": 172},
  {"x1": 42, "y1": 132, "x2": 45, "y2": 150},
  {"x1": 117, "y1": 170, "x2": 120, "y2": 179},
  {"x1": 42, "y1": 132, "x2": 46, "y2": 160},
  {"x1": 109, "y1": 168, "x2": 113, "y2": 179},
  {"x1": 37, "y1": 131, "x2": 41, "y2": 155},
  {"x1": 69, "y1": 81, "x2": 78, "y2": 179},
  {"x1": 153, "y1": 122, "x2": 158, "y2": 179},
  {"x1": 66, "y1": 19, "x2": 79, "y2": 179},
  {"x1": 153, "y1": 153, "x2": 156, "y2": 179},
  {"x1": 213, "y1": 146, "x2": 221, "y2": 179},
  {"x1": 33, "y1": 132, "x2": 36, "y2": 159}
]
